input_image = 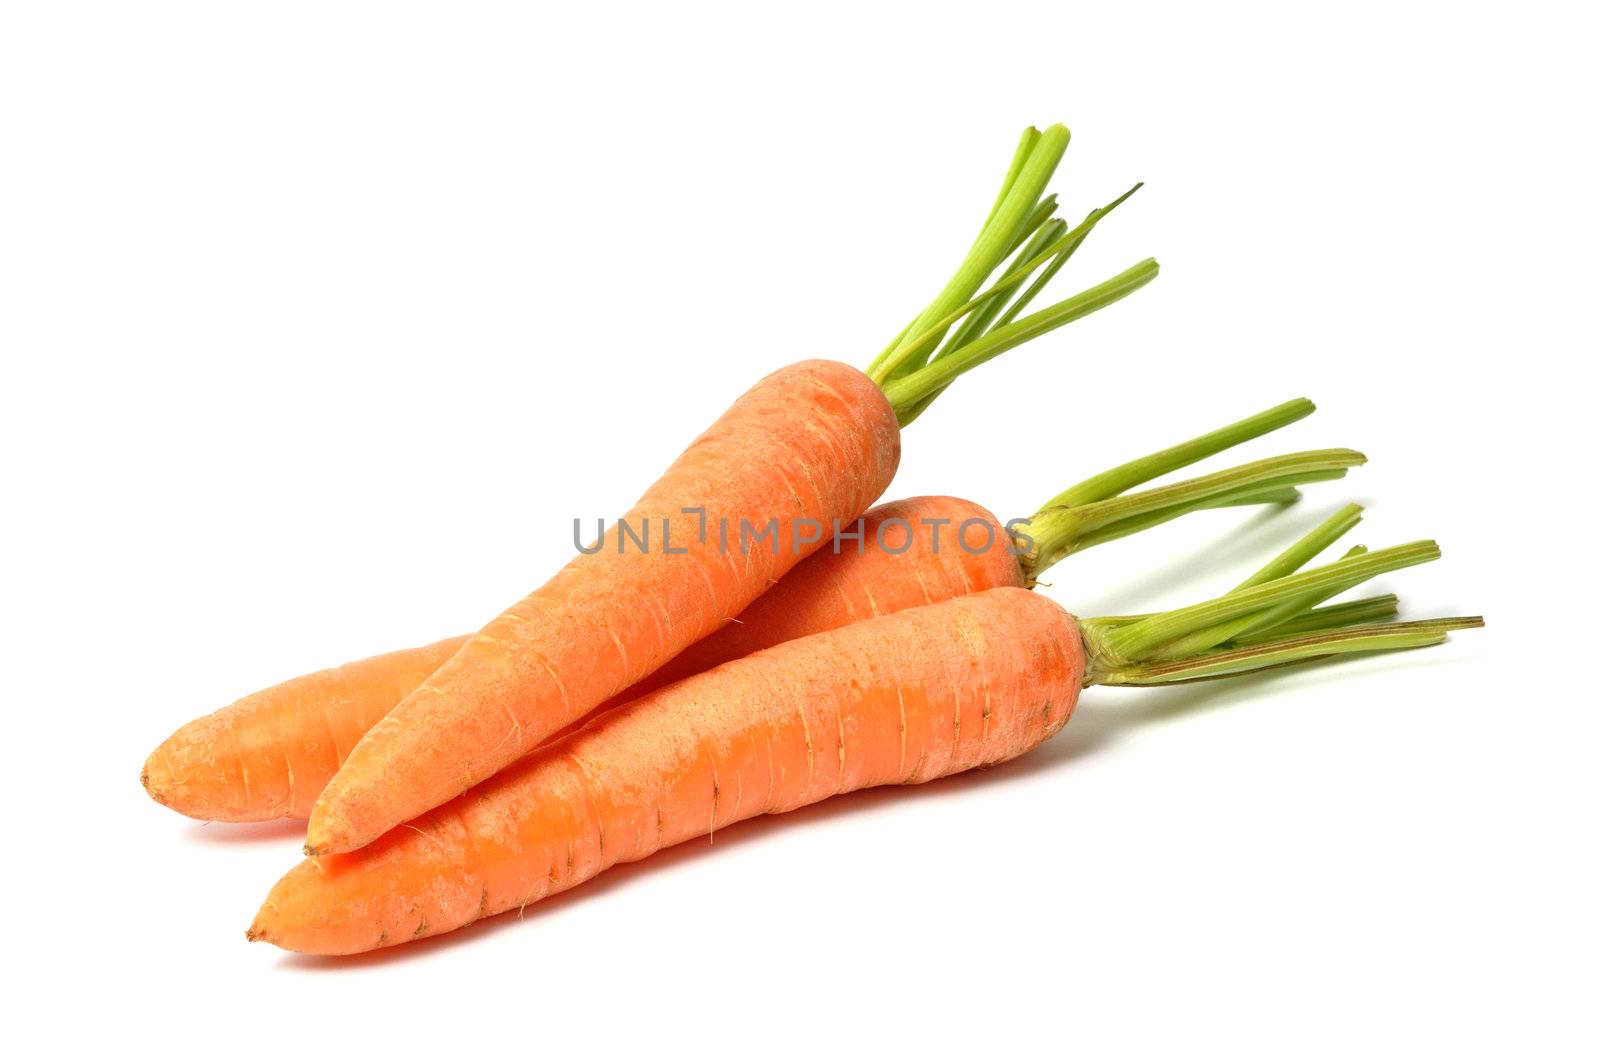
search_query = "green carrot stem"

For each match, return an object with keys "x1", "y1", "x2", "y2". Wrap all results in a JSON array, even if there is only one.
[
  {"x1": 1151, "y1": 544, "x2": 1371, "y2": 660},
  {"x1": 868, "y1": 125, "x2": 1071, "y2": 382},
  {"x1": 988, "y1": 183, "x2": 1144, "y2": 334},
  {"x1": 1233, "y1": 503, "x2": 1365, "y2": 590},
  {"x1": 981, "y1": 127, "x2": 1043, "y2": 231},
  {"x1": 1232, "y1": 595, "x2": 1401, "y2": 644},
  {"x1": 876, "y1": 183, "x2": 1144, "y2": 390},
  {"x1": 1089, "y1": 617, "x2": 1485, "y2": 686},
  {"x1": 1070, "y1": 499, "x2": 1366, "y2": 628},
  {"x1": 1221, "y1": 544, "x2": 1380, "y2": 643},
  {"x1": 1081, "y1": 591, "x2": 1402, "y2": 642},
  {"x1": 860, "y1": 125, "x2": 1155, "y2": 423},
  {"x1": 1019, "y1": 449, "x2": 1364, "y2": 581},
  {"x1": 937, "y1": 219, "x2": 1069, "y2": 361},
  {"x1": 1063, "y1": 450, "x2": 1362, "y2": 536},
  {"x1": 883, "y1": 258, "x2": 1160, "y2": 423},
  {"x1": 1003, "y1": 194, "x2": 1060, "y2": 258},
  {"x1": 1066, "y1": 479, "x2": 1320, "y2": 555},
  {"x1": 1046, "y1": 399, "x2": 1316, "y2": 510},
  {"x1": 1091, "y1": 540, "x2": 1443, "y2": 663}
]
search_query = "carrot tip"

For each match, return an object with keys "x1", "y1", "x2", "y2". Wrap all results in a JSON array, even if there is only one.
[
  {"x1": 140, "y1": 755, "x2": 174, "y2": 808},
  {"x1": 302, "y1": 843, "x2": 320, "y2": 857}
]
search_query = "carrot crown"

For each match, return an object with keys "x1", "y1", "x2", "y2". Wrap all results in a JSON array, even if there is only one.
[
  {"x1": 1076, "y1": 504, "x2": 1484, "y2": 686},
  {"x1": 863, "y1": 124, "x2": 1158, "y2": 425}
]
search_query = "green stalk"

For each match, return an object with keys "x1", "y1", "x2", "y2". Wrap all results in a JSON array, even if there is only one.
[
  {"x1": 1069, "y1": 504, "x2": 1367, "y2": 630},
  {"x1": 930, "y1": 181, "x2": 1145, "y2": 369},
  {"x1": 1151, "y1": 544, "x2": 1371, "y2": 660},
  {"x1": 1090, "y1": 540, "x2": 1444, "y2": 665},
  {"x1": 859, "y1": 125, "x2": 1155, "y2": 424},
  {"x1": 1003, "y1": 194, "x2": 1060, "y2": 258},
  {"x1": 1091, "y1": 618, "x2": 1485, "y2": 686},
  {"x1": 937, "y1": 220, "x2": 1068, "y2": 359},
  {"x1": 1065, "y1": 476, "x2": 1335, "y2": 554},
  {"x1": 868, "y1": 125, "x2": 1072, "y2": 382},
  {"x1": 1232, "y1": 595, "x2": 1401, "y2": 644},
  {"x1": 981, "y1": 127, "x2": 1042, "y2": 231},
  {"x1": 1233, "y1": 504, "x2": 1365, "y2": 589},
  {"x1": 881, "y1": 258, "x2": 1159, "y2": 423},
  {"x1": 875, "y1": 184, "x2": 1144, "y2": 391},
  {"x1": 987, "y1": 183, "x2": 1144, "y2": 334},
  {"x1": 1074, "y1": 518, "x2": 1481, "y2": 685},
  {"x1": 1046, "y1": 398, "x2": 1315, "y2": 510},
  {"x1": 1019, "y1": 449, "x2": 1366, "y2": 581}
]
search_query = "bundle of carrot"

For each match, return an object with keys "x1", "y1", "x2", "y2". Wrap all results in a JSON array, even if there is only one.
[
  {"x1": 138, "y1": 123, "x2": 1482, "y2": 955},
  {"x1": 146, "y1": 398, "x2": 1355, "y2": 822},
  {"x1": 247, "y1": 508, "x2": 1479, "y2": 954}
]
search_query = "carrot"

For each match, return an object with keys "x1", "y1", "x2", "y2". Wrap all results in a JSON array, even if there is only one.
[
  {"x1": 143, "y1": 638, "x2": 467, "y2": 822},
  {"x1": 145, "y1": 398, "x2": 1345, "y2": 824},
  {"x1": 249, "y1": 511, "x2": 1481, "y2": 954},
  {"x1": 302, "y1": 124, "x2": 1162, "y2": 854}
]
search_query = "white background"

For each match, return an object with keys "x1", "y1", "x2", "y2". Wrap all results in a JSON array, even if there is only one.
[{"x1": 3, "y1": 2, "x2": 1594, "y2": 1059}]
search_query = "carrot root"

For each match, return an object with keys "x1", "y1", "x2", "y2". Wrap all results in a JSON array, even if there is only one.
[{"x1": 252, "y1": 589, "x2": 1086, "y2": 954}]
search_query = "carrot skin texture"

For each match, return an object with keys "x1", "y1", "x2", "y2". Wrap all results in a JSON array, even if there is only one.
[
  {"x1": 142, "y1": 637, "x2": 466, "y2": 822},
  {"x1": 306, "y1": 360, "x2": 902, "y2": 854},
  {"x1": 597, "y1": 495, "x2": 1026, "y2": 703},
  {"x1": 147, "y1": 497, "x2": 1019, "y2": 823},
  {"x1": 251, "y1": 588, "x2": 1083, "y2": 954}
]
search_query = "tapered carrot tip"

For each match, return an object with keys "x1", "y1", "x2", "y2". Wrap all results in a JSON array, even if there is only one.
[
  {"x1": 248, "y1": 867, "x2": 313, "y2": 951},
  {"x1": 304, "y1": 781, "x2": 387, "y2": 854},
  {"x1": 250, "y1": 852, "x2": 411, "y2": 954},
  {"x1": 302, "y1": 819, "x2": 345, "y2": 858},
  {"x1": 141, "y1": 750, "x2": 175, "y2": 809}
]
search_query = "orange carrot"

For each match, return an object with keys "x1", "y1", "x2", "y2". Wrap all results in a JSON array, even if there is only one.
[
  {"x1": 143, "y1": 638, "x2": 466, "y2": 822},
  {"x1": 251, "y1": 518, "x2": 1481, "y2": 955},
  {"x1": 303, "y1": 124, "x2": 1160, "y2": 854},
  {"x1": 146, "y1": 398, "x2": 1345, "y2": 824}
]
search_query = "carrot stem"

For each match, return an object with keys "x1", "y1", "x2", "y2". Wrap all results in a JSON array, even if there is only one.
[
  {"x1": 1047, "y1": 398, "x2": 1317, "y2": 510},
  {"x1": 1064, "y1": 476, "x2": 1332, "y2": 555},
  {"x1": 878, "y1": 186, "x2": 1146, "y2": 389},
  {"x1": 881, "y1": 191, "x2": 1146, "y2": 425},
  {"x1": 1152, "y1": 544, "x2": 1372, "y2": 660},
  {"x1": 1090, "y1": 617, "x2": 1485, "y2": 686},
  {"x1": 982, "y1": 126, "x2": 1044, "y2": 231},
  {"x1": 986, "y1": 183, "x2": 1144, "y2": 334},
  {"x1": 863, "y1": 124, "x2": 1156, "y2": 423},
  {"x1": 937, "y1": 219, "x2": 1069, "y2": 359},
  {"x1": 1084, "y1": 539, "x2": 1447, "y2": 668},
  {"x1": 924, "y1": 181, "x2": 1144, "y2": 374},
  {"x1": 1003, "y1": 194, "x2": 1061, "y2": 258},
  {"x1": 868, "y1": 124, "x2": 1073, "y2": 383},
  {"x1": 1021, "y1": 449, "x2": 1366, "y2": 581},
  {"x1": 1233, "y1": 503, "x2": 1365, "y2": 589},
  {"x1": 1072, "y1": 512, "x2": 1378, "y2": 631},
  {"x1": 1233, "y1": 594, "x2": 1401, "y2": 644},
  {"x1": 1076, "y1": 513, "x2": 1479, "y2": 686},
  {"x1": 882, "y1": 257, "x2": 1160, "y2": 423},
  {"x1": 1070, "y1": 483, "x2": 1311, "y2": 556}
]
